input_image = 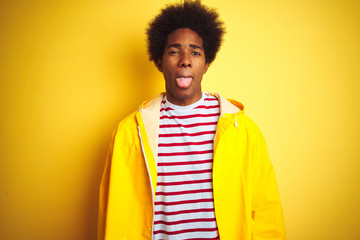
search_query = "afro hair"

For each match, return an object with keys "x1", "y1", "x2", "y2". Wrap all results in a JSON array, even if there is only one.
[{"x1": 146, "y1": 0, "x2": 225, "y2": 65}]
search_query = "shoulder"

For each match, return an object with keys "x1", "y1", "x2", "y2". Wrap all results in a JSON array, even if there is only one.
[
  {"x1": 113, "y1": 93, "x2": 164, "y2": 141},
  {"x1": 117, "y1": 111, "x2": 138, "y2": 130},
  {"x1": 110, "y1": 111, "x2": 139, "y2": 146},
  {"x1": 115, "y1": 93, "x2": 164, "y2": 132},
  {"x1": 236, "y1": 114, "x2": 268, "y2": 152},
  {"x1": 236, "y1": 113, "x2": 259, "y2": 131}
]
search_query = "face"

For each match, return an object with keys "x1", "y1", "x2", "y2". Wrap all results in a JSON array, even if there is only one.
[{"x1": 157, "y1": 28, "x2": 209, "y2": 106}]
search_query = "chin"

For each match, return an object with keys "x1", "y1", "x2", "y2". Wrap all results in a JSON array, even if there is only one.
[{"x1": 175, "y1": 89, "x2": 194, "y2": 98}]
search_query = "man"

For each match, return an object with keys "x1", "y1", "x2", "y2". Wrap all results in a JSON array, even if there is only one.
[{"x1": 98, "y1": 1, "x2": 286, "y2": 239}]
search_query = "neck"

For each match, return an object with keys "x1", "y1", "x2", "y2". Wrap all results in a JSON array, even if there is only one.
[{"x1": 165, "y1": 91, "x2": 203, "y2": 106}]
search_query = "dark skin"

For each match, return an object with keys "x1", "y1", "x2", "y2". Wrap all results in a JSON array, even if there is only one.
[{"x1": 157, "y1": 28, "x2": 209, "y2": 106}]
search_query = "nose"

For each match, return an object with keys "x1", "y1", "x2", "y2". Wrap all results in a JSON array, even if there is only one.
[{"x1": 179, "y1": 52, "x2": 192, "y2": 68}]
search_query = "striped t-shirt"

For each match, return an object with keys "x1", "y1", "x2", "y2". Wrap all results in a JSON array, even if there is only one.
[{"x1": 153, "y1": 93, "x2": 220, "y2": 240}]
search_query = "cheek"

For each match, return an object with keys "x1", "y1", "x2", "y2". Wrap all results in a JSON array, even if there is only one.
[
  {"x1": 163, "y1": 70, "x2": 173, "y2": 80},
  {"x1": 162, "y1": 65, "x2": 174, "y2": 76},
  {"x1": 163, "y1": 71, "x2": 175, "y2": 85},
  {"x1": 195, "y1": 67, "x2": 206, "y2": 77}
]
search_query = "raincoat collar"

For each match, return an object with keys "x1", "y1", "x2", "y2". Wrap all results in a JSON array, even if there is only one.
[{"x1": 137, "y1": 92, "x2": 245, "y2": 163}]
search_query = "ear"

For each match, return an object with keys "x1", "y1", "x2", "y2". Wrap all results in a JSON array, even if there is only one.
[
  {"x1": 203, "y1": 62, "x2": 210, "y2": 74},
  {"x1": 156, "y1": 59, "x2": 163, "y2": 72}
]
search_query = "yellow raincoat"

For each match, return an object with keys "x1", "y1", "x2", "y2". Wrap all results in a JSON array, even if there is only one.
[{"x1": 98, "y1": 93, "x2": 286, "y2": 240}]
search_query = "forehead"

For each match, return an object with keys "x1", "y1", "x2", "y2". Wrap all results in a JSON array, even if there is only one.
[{"x1": 166, "y1": 28, "x2": 204, "y2": 47}]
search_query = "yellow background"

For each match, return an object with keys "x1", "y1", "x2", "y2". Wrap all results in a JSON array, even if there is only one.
[{"x1": 1, "y1": 0, "x2": 359, "y2": 239}]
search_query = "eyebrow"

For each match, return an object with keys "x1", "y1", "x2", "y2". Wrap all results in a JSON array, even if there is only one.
[{"x1": 167, "y1": 43, "x2": 204, "y2": 51}]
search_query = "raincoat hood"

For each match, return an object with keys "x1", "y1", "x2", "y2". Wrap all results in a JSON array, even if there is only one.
[{"x1": 138, "y1": 92, "x2": 245, "y2": 163}]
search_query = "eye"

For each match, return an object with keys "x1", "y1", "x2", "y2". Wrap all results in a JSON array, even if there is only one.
[
  {"x1": 192, "y1": 51, "x2": 201, "y2": 56},
  {"x1": 168, "y1": 50, "x2": 180, "y2": 55}
]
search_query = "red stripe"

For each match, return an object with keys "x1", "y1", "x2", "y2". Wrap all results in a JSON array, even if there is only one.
[
  {"x1": 158, "y1": 149, "x2": 213, "y2": 157},
  {"x1": 184, "y1": 237, "x2": 219, "y2": 240},
  {"x1": 156, "y1": 188, "x2": 213, "y2": 196},
  {"x1": 160, "y1": 122, "x2": 217, "y2": 129},
  {"x1": 157, "y1": 169, "x2": 212, "y2": 176},
  {"x1": 194, "y1": 105, "x2": 219, "y2": 109},
  {"x1": 160, "y1": 113, "x2": 220, "y2": 120},
  {"x1": 161, "y1": 106, "x2": 219, "y2": 111},
  {"x1": 154, "y1": 218, "x2": 216, "y2": 226},
  {"x1": 160, "y1": 107, "x2": 174, "y2": 112},
  {"x1": 204, "y1": 97, "x2": 218, "y2": 101},
  {"x1": 157, "y1": 159, "x2": 213, "y2": 167},
  {"x1": 157, "y1": 178, "x2": 212, "y2": 186},
  {"x1": 155, "y1": 208, "x2": 215, "y2": 216},
  {"x1": 159, "y1": 131, "x2": 215, "y2": 138},
  {"x1": 158, "y1": 140, "x2": 213, "y2": 147},
  {"x1": 153, "y1": 227, "x2": 218, "y2": 235},
  {"x1": 155, "y1": 198, "x2": 214, "y2": 206}
]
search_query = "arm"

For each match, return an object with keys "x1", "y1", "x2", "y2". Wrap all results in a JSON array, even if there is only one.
[
  {"x1": 251, "y1": 131, "x2": 286, "y2": 239},
  {"x1": 97, "y1": 128, "x2": 117, "y2": 240}
]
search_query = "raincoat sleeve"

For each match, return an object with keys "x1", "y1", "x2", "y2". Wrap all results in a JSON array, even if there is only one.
[
  {"x1": 97, "y1": 127, "x2": 117, "y2": 240},
  {"x1": 251, "y1": 129, "x2": 286, "y2": 240}
]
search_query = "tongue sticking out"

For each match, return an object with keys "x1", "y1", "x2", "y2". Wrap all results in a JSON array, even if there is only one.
[{"x1": 176, "y1": 77, "x2": 192, "y2": 88}]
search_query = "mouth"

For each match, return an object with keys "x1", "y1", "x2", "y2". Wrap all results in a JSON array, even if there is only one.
[{"x1": 176, "y1": 75, "x2": 193, "y2": 88}]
